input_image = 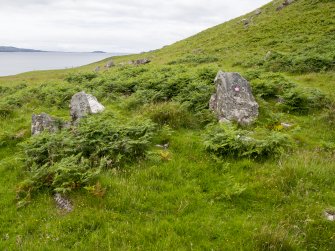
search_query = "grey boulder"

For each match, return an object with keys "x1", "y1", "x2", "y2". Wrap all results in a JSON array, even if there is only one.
[
  {"x1": 105, "y1": 60, "x2": 115, "y2": 68},
  {"x1": 31, "y1": 113, "x2": 61, "y2": 135},
  {"x1": 254, "y1": 9, "x2": 262, "y2": 15},
  {"x1": 241, "y1": 18, "x2": 250, "y2": 26},
  {"x1": 209, "y1": 71, "x2": 259, "y2": 125},
  {"x1": 54, "y1": 193, "x2": 73, "y2": 213},
  {"x1": 277, "y1": 0, "x2": 294, "y2": 11},
  {"x1": 131, "y1": 58, "x2": 151, "y2": 65},
  {"x1": 70, "y1": 91, "x2": 105, "y2": 121}
]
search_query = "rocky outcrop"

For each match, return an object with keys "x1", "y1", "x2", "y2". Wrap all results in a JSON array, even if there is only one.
[
  {"x1": 118, "y1": 58, "x2": 151, "y2": 66},
  {"x1": 105, "y1": 60, "x2": 115, "y2": 68},
  {"x1": 276, "y1": 0, "x2": 294, "y2": 11},
  {"x1": 240, "y1": 8, "x2": 262, "y2": 28},
  {"x1": 131, "y1": 58, "x2": 151, "y2": 65},
  {"x1": 241, "y1": 18, "x2": 250, "y2": 27},
  {"x1": 209, "y1": 71, "x2": 259, "y2": 125},
  {"x1": 254, "y1": 9, "x2": 262, "y2": 15},
  {"x1": 31, "y1": 113, "x2": 62, "y2": 135},
  {"x1": 70, "y1": 91, "x2": 105, "y2": 121}
]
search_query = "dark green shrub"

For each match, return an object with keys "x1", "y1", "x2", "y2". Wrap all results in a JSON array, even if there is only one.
[
  {"x1": 77, "y1": 114, "x2": 156, "y2": 163},
  {"x1": 279, "y1": 87, "x2": 328, "y2": 113},
  {"x1": 0, "y1": 84, "x2": 27, "y2": 98},
  {"x1": 164, "y1": 67, "x2": 216, "y2": 113},
  {"x1": 22, "y1": 131, "x2": 78, "y2": 167},
  {"x1": 18, "y1": 113, "x2": 156, "y2": 199},
  {"x1": 22, "y1": 113, "x2": 156, "y2": 168},
  {"x1": 0, "y1": 132, "x2": 14, "y2": 147},
  {"x1": 194, "y1": 109, "x2": 217, "y2": 126},
  {"x1": 90, "y1": 65, "x2": 217, "y2": 113},
  {"x1": 50, "y1": 155, "x2": 100, "y2": 194},
  {"x1": 0, "y1": 83, "x2": 81, "y2": 110},
  {"x1": 65, "y1": 72, "x2": 98, "y2": 83},
  {"x1": 13, "y1": 83, "x2": 28, "y2": 91},
  {"x1": 124, "y1": 89, "x2": 168, "y2": 110},
  {"x1": 175, "y1": 80, "x2": 214, "y2": 112},
  {"x1": 292, "y1": 56, "x2": 334, "y2": 73},
  {"x1": 29, "y1": 84, "x2": 81, "y2": 108},
  {"x1": 196, "y1": 66, "x2": 218, "y2": 84},
  {"x1": 142, "y1": 102, "x2": 197, "y2": 129},
  {"x1": 258, "y1": 51, "x2": 334, "y2": 73},
  {"x1": 125, "y1": 67, "x2": 216, "y2": 118},
  {"x1": 0, "y1": 102, "x2": 15, "y2": 118},
  {"x1": 0, "y1": 85, "x2": 42, "y2": 109},
  {"x1": 100, "y1": 80, "x2": 136, "y2": 95},
  {"x1": 204, "y1": 124, "x2": 294, "y2": 159},
  {"x1": 260, "y1": 51, "x2": 293, "y2": 72},
  {"x1": 0, "y1": 129, "x2": 28, "y2": 147},
  {"x1": 3, "y1": 93, "x2": 25, "y2": 107},
  {"x1": 168, "y1": 55, "x2": 219, "y2": 65},
  {"x1": 115, "y1": 66, "x2": 149, "y2": 78},
  {"x1": 0, "y1": 86, "x2": 10, "y2": 96},
  {"x1": 244, "y1": 69, "x2": 329, "y2": 113},
  {"x1": 17, "y1": 155, "x2": 100, "y2": 197},
  {"x1": 249, "y1": 73, "x2": 295, "y2": 99},
  {"x1": 152, "y1": 125, "x2": 174, "y2": 145},
  {"x1": 243, "y1": 69, "x2": 264, "y2": 81}
]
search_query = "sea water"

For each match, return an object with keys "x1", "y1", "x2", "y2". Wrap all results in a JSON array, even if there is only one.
[{"x1": 0, "y1": 52, "x2": 115, "y2": 76}]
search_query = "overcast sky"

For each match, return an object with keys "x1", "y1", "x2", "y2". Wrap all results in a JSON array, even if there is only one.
[{"x1": 0, "y1": 0, "x2": 271, "y2": 53}]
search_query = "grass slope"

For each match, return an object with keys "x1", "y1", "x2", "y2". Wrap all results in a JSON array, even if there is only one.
[{"x1": 1, "y1": 0, "x2": 335, "y2": 250}]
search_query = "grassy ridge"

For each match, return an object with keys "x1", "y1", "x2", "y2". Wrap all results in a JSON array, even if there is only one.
[
  {"x1": 105, "y1": 0, "x2": 335, "y2": 70},
  {"x1": 1, "y1": 0, "x2": 335, "y2": 250}
]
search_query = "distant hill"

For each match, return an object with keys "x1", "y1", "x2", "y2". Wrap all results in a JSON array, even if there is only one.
[
  {"x1": 0, "y1": 46, "x2": 44, "y2": 52},
  {"x1": 91, "y1": 51, "x2": 106, "y2": 53}
]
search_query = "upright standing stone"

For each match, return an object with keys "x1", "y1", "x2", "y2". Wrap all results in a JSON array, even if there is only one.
[
  {"x1": 31, "y1": 113, "x2": 61, "y2": 135},
  {"x1": 264, "y1": 51, "x2": 272, "y2": 60},
  {"x1": 209, "y1": 71, "x2": 259, "y2": 125},
  {"x1": 70, "y1": 91, "x2": 105, "y2": 121}
]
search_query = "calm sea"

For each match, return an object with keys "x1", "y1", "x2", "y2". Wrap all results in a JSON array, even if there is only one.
[{"x1": 0, "y1": 52, "x2": 115, "y2": 76}]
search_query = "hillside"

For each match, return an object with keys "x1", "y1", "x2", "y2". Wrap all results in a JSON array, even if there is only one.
[
  {"x1": 107, "y1": 0, "x2": 334, "y2": 71},
  {"x1": 0, "y1": 46, "x2": 44, "y2": 52},
  {"x1": 1, "y1": 0, "x2": 335, "y2": 250}
]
